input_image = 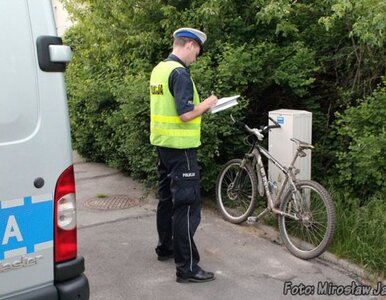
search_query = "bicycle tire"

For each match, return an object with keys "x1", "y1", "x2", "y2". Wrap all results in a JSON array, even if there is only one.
[
  {"x1": 278, "y1": 180, "x2": 336, "y2": 259},
  {"x1": 216, "y1": 159, "x2": 257, "y2": 224}
]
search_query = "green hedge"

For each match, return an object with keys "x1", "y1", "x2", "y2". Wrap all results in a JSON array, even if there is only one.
[
  {"x1": 64, "y1": 0, "x2": 323, "y2": 191},
  {"x1": 335, "y1": 85, "x2": 386, "y2": 200}
]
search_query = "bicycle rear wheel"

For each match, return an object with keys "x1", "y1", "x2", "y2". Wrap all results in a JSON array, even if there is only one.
[
  {"x1": 278, "y1": 180, "x2": 335, "y2": 259},
  {"x1": 216, "y1": 159, "x2": 257, "y2": 224}
]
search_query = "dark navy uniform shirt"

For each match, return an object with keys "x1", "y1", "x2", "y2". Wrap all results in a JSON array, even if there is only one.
[{"x1": 165, "y1": 54, "x2": 195, "y2": 116}]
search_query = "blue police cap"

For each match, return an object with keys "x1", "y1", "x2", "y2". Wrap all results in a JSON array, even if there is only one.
[{"x1": 173, "y1": 28, "x2": 207, "y2": 48}]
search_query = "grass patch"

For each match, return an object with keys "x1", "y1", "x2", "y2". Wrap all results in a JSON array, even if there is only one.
[{"x1": 329, "y1": 188, "x2": 386, "y2": 278}]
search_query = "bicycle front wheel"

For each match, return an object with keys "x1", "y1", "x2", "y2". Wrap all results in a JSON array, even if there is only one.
[
  {"x1": 216, "y1": 159, "x2": 257, "y2": 224},
  {"x1": 278, "y1": 180, "x2": 336, "y2": 259}
]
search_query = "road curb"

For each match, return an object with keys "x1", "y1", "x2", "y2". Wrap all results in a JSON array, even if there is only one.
[{"x1": 254, "y1": 222, "x2": 386, "y2": 285}]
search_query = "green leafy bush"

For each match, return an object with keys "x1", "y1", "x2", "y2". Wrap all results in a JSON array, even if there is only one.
[
  {"x1": 64, "y1": 0, "x2": 320, "y2": 190},
  {"x1": 335, "y1": 82, "x2": 386, "y2": 200}
]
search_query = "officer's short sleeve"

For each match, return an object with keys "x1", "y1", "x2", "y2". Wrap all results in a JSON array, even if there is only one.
[{"x1": 169, "y1": 68, "x2": 195, "y2": 116}]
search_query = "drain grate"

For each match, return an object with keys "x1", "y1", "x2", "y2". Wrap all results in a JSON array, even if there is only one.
[{"x1": 85, "y1": 195, "x2": 139, "y2": 210}]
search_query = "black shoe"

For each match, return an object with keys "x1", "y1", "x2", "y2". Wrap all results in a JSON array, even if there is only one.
[
  {"x1": 156, "y1": 248, "x2": 174, "y2": 261},
  {"x1": 176, "y1": 270, "x2": 216, "y2": 283}
]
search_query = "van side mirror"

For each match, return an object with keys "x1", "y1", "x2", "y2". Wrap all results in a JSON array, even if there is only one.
[{"x1": 36, "y1": 36, "x2": 72, "y2": 72}]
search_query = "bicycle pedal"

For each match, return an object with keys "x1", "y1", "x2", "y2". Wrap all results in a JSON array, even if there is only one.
[{"x1": 246, "y1": 216, "x2": 257, "y2": 224}]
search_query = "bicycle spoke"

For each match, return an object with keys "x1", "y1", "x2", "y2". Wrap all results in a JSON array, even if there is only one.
[
  {"x1": 216, "y1": 160, "x2": 257, "y2": 223},
  {"x1": 279, "y1": 181, "x2": 335, "y2": 259}
]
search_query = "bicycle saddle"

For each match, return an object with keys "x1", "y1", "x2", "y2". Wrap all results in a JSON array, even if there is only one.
[{"x1": 290, "y1": 138, "x2": 314, "y2": 150}]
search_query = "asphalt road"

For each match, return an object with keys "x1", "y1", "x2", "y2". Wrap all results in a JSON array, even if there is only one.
[{"x1": 73, "y1": 153, "x2": 379, "y2": 300}]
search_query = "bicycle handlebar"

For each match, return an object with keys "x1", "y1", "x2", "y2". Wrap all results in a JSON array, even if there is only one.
[
  {"x1": 230, "y1": 114, "x2": 281, "y2": 141},
  {"x1": 268, "y1": 117, "x2": 281, "y2": 129}
]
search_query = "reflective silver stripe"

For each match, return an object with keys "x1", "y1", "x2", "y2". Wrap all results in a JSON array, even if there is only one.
[
  {"x1": 185, "y1": 150, "x2": 191, "y2": 171},
  {"x1": 187, "y1": 205, "x2": 193, "y2": 272}
]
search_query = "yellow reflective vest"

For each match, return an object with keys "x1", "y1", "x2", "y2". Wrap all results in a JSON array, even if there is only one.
[{"x1": 150, "y1": 60, "x2": 201, "y2": 149}]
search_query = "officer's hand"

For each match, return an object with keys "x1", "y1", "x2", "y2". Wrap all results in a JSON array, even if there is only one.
[{"x1": 204, "y1": 95, "x2": 218, "y2": 109}]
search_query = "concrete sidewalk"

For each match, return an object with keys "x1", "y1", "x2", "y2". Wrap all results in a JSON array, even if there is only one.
[{"x1": 73, "y1": 152, "x2": 378, "y2": 300}]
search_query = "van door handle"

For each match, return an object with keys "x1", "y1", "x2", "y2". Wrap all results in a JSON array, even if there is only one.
[
  {"x1": 36, "y1": 36, "x2": 71, "y2": 72},
  {"x1": 49, "y1": 45, "x2": 73, "y2": 63}
]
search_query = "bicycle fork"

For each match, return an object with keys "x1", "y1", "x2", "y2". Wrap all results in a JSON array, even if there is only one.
[
  {"x1": 247, "y1": 149, "x2": 301, "y2": 224},
  {"x1": 230, "y1": 158, "x2": 249, "y2": 189}
]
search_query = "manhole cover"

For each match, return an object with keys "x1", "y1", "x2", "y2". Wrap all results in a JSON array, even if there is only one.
[{"x1": 85, "y1": 195, "x2": 139, "y2": 210}]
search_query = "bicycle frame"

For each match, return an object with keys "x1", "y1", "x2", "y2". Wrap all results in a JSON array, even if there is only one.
[{"x1": 243, "y1": 141, "x2": 303, "y2": 221}]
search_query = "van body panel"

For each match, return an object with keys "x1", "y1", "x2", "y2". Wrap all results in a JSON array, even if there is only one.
[{"x1": 0, "y1": 0, "x2": 40, "y2": 145}]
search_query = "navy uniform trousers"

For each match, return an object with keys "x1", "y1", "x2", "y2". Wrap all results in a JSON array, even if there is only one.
[{"x1": 156, "y1": 146, "x2": 202, "y2": 277}]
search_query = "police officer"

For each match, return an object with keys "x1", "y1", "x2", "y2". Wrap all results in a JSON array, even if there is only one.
[{"x1": 150, "y1": 27, "x2": 218, "y2": 283}]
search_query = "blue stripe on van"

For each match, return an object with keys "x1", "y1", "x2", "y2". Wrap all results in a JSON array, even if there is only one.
[{"x1": 0, "y1": 196, "x2": 53, "y2": 261}]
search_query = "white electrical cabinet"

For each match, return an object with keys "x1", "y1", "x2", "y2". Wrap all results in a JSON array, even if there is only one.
[{"x1": 268, "y1": 109, "x2": 312, "y2": 193}]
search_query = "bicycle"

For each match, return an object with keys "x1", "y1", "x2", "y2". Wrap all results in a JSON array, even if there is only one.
[{"x1": 216, "y1": 115, "x2": 336, "y2": 259}]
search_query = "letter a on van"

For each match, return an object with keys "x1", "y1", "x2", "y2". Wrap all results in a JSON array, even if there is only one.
[{"x1": 0, "y1": 0, "x2": 89, "y2": 299}]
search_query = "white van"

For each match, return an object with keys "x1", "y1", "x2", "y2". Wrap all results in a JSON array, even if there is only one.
[{"x1": 0, "y1": 0, "x2": 89, "y2": 299}]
